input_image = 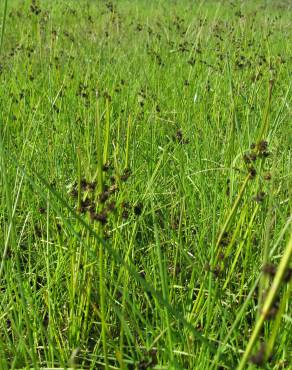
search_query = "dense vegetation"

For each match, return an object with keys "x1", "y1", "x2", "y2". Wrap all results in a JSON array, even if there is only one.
[{"x1": 0, "y1": 0, "x2": 291, "y2": 369}]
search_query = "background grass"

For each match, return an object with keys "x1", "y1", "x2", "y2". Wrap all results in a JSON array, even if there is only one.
[{"x1": 0, "y1": 0, "x2": 291, "y2": 369}]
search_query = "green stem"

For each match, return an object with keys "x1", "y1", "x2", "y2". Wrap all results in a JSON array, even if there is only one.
[
  {"x1": 125, "y1": 115, "x2": 131, "y2": 170},
  {"x1": 103, "y1": 98, "x2": 110, "y2": 165},
  {"x1": 215, "y1": 175, "x2": 250, "y2": 251},
  {"x1": 0, "y1": 0, "x2": 8, "y2": 54},
  {"x1": 99, "y1": 236, "x2": 109, "y2": 369},
  {"x1": 96, "y1": 100, "x2": 103, "y2": 193},
  {"x1": 77, "y1": 147, "x2": 81, "y2": 211},
  {"x1": 237, "y1": 231, "x2": 292, "y2": 370},
  {"x1": 152, "y1": 199, "x2": 174, "y2": 363}
]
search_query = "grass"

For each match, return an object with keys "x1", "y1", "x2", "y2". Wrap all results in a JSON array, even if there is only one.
[{"x1": 0, "y1": 0, "x2": 291, "y2": 369}]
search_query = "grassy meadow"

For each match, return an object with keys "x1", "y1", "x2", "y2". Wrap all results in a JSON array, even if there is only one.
[{"x1": 0, "y1": 0, "x2": 291, "y2": 368}]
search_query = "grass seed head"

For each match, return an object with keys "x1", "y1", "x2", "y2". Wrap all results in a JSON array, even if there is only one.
[
  {"x1": 134, "y1": 203, "x2": 143, "y2": 216},
  {"x1": 122, "y1": 210, "x2": 129, "y2": 219},
  {"x1": 257, "y1": 140, "x2": 268, "y2": 153},
  {"x1": 250, "y1": 343, "x2": 266, "y2": 366},
  {"x1": 253, "y1": 191, "x2": 266, "y2": 203},
  {"x1": 248, "y1": 166, "x2": 257, "y2": 179},
  {"x1": 262, "y1": 263, "x2": 277, "y2": 277},
  {"x1": 99, "y1": 191, "x2": 110, "y2": 203},
  {"x1": 106, "y1": 201, "x2": 116, "y2": 212}
]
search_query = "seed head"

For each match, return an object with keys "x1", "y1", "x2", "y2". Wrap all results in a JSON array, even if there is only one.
[
  {"x1": 250, "y1": 343, "x2": 266, "y2": 366},
  {"x1": 248, "y1": 166, "x2": 257, "y2": 179},
  {"x1": 262, "y1": 263, "x2": 277, "y2": 277},
  {"x1": 134, "y1": 203, "x2": 143, "y2": 216}
]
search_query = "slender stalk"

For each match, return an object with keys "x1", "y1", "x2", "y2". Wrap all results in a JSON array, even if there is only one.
[
  {"x1": 124, "y1": 114, "x2": 131, "y2": 170},
  {"x1": 237, "y1": 231, "x2": 292, "y2": 370},
  {"x1": 103, "y1": 98, "x2": 110, "y2": 165},
  {"x1": 151, "y1": 199, "x2": 174, "y2": 364},
  {"x1": 0, "y1": 0, "x2": 8, "y2": 54},
  {"x1": 215, "y1": 174, "x2": 250, "y2": 251},
  {"x1": 77, "y1": 147, "x2": 82, "y2": 211},
  {"x1": 96, "y1": 100, "x2": 103, "y2": 193},
  {"x1": 99, "y1": 236, "x2": 109, "y2": 369}
]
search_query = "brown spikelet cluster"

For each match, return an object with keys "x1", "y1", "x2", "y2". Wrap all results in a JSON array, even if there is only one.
[
  {"x1": 244, "y1": 140, "x2": 272, "y2": 181},
  {"x1": 138, "y1": 349, "x2": 158, "y2": 370},
  {"x1": 172, "y1": 129, "x2": 190, "y2": 144},
  {"x1": 68, "y1": 161, "x2": 144, "y2": 228},
  {"x1": 120, "y1": 168, "x2": 132, "y2": 182},
  {"x1": 68, "y1": 166, "x2": 117, "y2": 228},
  {"x1": 30, "y1": 0, "x2": 41, "y2": 15},
  {"x1": 250, "y1": 343, "x2": 266, "y2": 366}
]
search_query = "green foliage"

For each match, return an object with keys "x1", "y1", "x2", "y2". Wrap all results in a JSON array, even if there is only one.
[{"x1": 0, "y1": 0, "x2": 291, "y2": 369}]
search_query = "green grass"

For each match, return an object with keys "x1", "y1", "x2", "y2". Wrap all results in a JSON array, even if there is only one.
[{"x1": 0, "y1": 0, "x2": 291, "y2": 369}]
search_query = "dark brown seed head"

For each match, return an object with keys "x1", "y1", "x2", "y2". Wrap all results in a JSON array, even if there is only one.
[
  {"x1": 253, "y1": 191, "x2": 266, "y2": 203},
  {"x1": 218, "y1": 251, "x2": 225, "y2": 260},
  {"x1": 99, "y1": 191, "x2": 110, "y2": 203},
  {"x1": 257, "y1": 140, "x2": 268, "y2": 153},
  {"x1": 81, "y1": 198, "x2": 91, "y2": 208},
  {"x1": 34, "y1": 225, "x2": 42, "y2": 237},
  {"x1": 250, "y1": 343, "x2": 266, "y2": 365},
  {"x1": 264, "y1": 172, "x2": 272, "y2": 181},
  {"x1": 139, "y1": 270, "x2": 146, "y2": 279},
  {"x1": 187, "y1": 58, "x2": 196, "y2": 66},
  {"x1": 79, "y1": 206, "x2": 86, "y2": 214},
  {"x1": 243, "y1": 153, "x2": 251, "y2": 164},
  {"x1": 120, "y1": 168, "x2": 132, "y2": 182},
  {"x1": 176, "y1": 129, "x2": 183, "y2": 141},
  {"x1": 88, "y1": 203, "x2": 96, "y2": 213},
  {"x1": 248, "y1": 166, "x2": 257, "y2": 179},
  {"x1": 284, "y1": 267, "x2": 292, "y2": 282},
  {"x1": 121, "y1": 201, "x2": 130, "y2": 209},
  {"x1": 212, "y1": 265, "x2": 221, "y2": 277},
  {"x1": 220, "y1": 231, "x2": 230, "y2": 247},
  {"x1": 107, "y1": 201, "x2": 116, "y2": 212},
  {"x1": 243, "y1": 152, "x2": 257, "y2": 164},
  {"x1": 134, "y1": 203, "x2": 143, "y2": 216},
  {"x1": 94, "y1": 212, "x2": 108, "y2": 225},
  {"x1": 89, "y1": 210, "x2": 96, "y2": 222},
  {"x1": 262, "y1": 263, "x2": 277, "y2": 277},
  {"x1": 102, "y1": 162, "x2": 110, "y2": 172},
  {"x1": 226, "y1": 179, "x2": 230, "y2": 196},
  {"x1": 171, "y1": 221, "x2": 178, "y2": 230},
  {"x1": 173, "y1": 129, "x2": 189, "y2": 144},
  {"x1": 88, "y1": 181, "x2": 97, "y2": 191},
  {"x1": 38, "y1": 207, "x2": 46, "y2": 214},
  {"x1": 122, "y1": 210, "x2": 129, "y2": 219},
  {"x1": 265, "y1": 300, "x2": 279, "y2": 320},
  {"x1": 149, "y1": 348, "x2": 157, "y2": 358},
  {"x1": 80, "y1": 178, "x2": 88, "y2": 190},
  {"x1": 148, "y1": 349, "x2": 158, "y2": 365},
  {"x1": 138, "y1": 359, "x2": 149, "y2": 370}
]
